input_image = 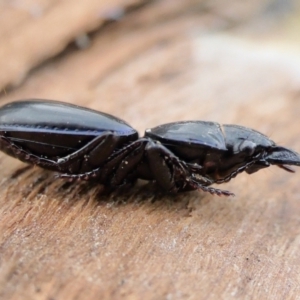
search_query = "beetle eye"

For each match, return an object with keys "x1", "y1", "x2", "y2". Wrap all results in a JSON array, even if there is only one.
[{"x1": 240, "y1": 140, "x2": 256, "y2": 156}]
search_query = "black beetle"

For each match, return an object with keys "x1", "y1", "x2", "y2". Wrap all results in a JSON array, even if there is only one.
[{"x1": 0, "y1": 99, "x2": 299, "y2": 196}]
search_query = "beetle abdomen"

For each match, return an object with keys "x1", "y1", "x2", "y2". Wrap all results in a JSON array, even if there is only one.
[
  {"x1": 223, "y1": 125, "x2": 275, "y2": 149},
  {"x1": 0, "y1": 100, "x2": 136, "y2": 136},
  {"x1": 0, "y1": 100, "x2": 138, "y2": 157}
]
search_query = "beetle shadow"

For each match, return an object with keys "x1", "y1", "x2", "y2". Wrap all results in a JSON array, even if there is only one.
[
  {"x1": 7, "y1": 165, "x2": 223, "y2": 216},
  {"x1": 54, "y1": 178, "x2": 195, "y2": 211},
  {"x1": 6, "y1": 166, "x2": 255, "y2": 232},
  {"x1": 10, "y1": 165, "x2": 33, "y2": 179}
]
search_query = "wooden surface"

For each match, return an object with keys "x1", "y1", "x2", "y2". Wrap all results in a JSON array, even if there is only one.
[{"x1": 1, "y1": 1, "x2": 300, "y2": 299}]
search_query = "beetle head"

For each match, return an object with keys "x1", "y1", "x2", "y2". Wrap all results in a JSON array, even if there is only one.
[
  {"x1": 246, "y1": 146, "x2": 300, "y2": 174},
  {"x1": 224, "y1": 124, "x2": 274, "y2": 166},
  {"x1": 224, "y1": 125, "x2": 300, "y2": 174}
]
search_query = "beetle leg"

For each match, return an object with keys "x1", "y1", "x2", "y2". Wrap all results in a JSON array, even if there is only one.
[
  {"x1": 215, "y1": 152, "x2": 264, "y2": 184},
  {"x1": 188, "y1": 176, "x2": 234, "y2": 196},
  {"x1": 174, "y1": 161, "x2": 234, "y2": 196},
  {"x1": 144, "y1": 140, "x2": 192, "y2": 192},
  {"x1": 0, "y1": 133, "x2": 119, "y2": 173},
  {"x1": 143, "y1": 140, "x2": 227, "y2": 194},
  {"x1": 55, "y1": 168, "x2": 100, "y2": 181},
  {"x1": 0, "y1": 135, "x2": 52, "y2": 165},
  {"x1": 110, "y1": 140, "x2": 148, "y2": 186},
  {"x1": 56, "y1": 133, "x2": 118, "y2": 172},
  {"x1": 56, "y1": 139, "x2": 148, "y2": 185}
]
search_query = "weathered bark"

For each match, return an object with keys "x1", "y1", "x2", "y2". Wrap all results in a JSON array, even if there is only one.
[{"x1": 0, "y1": 1, "x2": 300, "y2": 299}]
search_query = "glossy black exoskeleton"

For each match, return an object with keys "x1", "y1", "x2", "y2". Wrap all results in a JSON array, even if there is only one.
[{"x1": 0, "y1": 99, "x2": 300, "y2": 196}]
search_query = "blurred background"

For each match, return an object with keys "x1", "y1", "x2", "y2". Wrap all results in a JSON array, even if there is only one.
[
  {"x1": 1, "y1": 0, "x2": 300, "y2": 133},
  {"x1": 1, "y1": 1, "x2": 300, "y2": 299}
]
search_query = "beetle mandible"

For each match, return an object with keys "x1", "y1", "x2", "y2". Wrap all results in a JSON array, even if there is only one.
[{"x1": 0, "y1": 99, "x2": 299, "y2": 196}]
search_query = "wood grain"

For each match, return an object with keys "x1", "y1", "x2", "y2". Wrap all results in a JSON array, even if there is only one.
[{"x1": 1, "y1": 1, "x2": 300, "y2": 299}]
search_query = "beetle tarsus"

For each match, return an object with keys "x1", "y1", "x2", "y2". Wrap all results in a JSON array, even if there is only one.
[
  {"x1": 215, "y1": 154, "x2": 264, "y2": 184},
  {"x1": 189, "y1": 178, "x2": 234, "y2": 196},
  {"x1": 0, "y1": 136, "x2": 49, "y2": 165},
  {"x1": 57, "y1": 168, "x2": 101, "y2": 181}
]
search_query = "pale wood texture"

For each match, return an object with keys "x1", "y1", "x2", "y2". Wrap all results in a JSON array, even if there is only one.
[{"x1": 1, "y1": 1, "x2": 300, "y2": 299}]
